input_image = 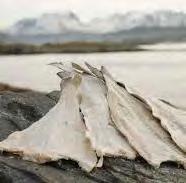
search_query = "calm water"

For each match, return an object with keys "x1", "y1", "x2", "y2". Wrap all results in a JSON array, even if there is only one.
[{"x1": 0, "y1": 50, "x2": 186, "y2": 109}]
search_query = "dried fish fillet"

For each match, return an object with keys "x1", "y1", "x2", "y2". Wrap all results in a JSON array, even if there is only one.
[
  {"x1": 57, "y1": 71, "x2": 72, "y2": 79},
  {"x1": 0, "y1": 74, "x2": 97, "y2": 172},
  {"x1": 49, "y1": 62, "x2": 74, "y2": 73},
  {"x1": 48, "y1": 62, "x2": 64, "y2": 70},
  {"x1": 124, "y1": 87, "x2": 186, "y2": 153},
  {"x1": 1, "y1": 62, "x2": 186, "y2": 172},
  {"x1": 102, "y1": 67, "x2": 186, "y2": 168},
  {"x1": 79, "y1": 74, "x2": 136, "y2": 159},
  {"x1": 146, "y1": 98, "x2": 186, "y2": 153},
  {"x1": 72, "y1": 62, "x2": 92, "y2": 75},
  {"x1": 85, "y1": 62, "x2": 104, "y2": 80}
]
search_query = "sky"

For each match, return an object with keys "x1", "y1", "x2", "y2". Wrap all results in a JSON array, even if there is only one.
[{"x1": 1, "y1": 0, "x2": 186, "y2": 28}]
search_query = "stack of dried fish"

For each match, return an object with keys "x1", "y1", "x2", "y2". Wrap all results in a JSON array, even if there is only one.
[{"x1": 0, "y1": 62, "x2": 185, "y2": 172}]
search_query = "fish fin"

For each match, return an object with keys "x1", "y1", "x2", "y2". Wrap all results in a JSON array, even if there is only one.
[
  {"x1": 85, "y1": 62, "x2": 104, "y2": 80},
  {"x1": 72, "y1": 62, "x2": 91, "y2": 75}
]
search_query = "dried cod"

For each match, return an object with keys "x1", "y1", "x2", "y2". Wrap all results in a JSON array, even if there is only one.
[
  {"x1": 79, "y1": 74, "x2": 136, "y2": 159},
  {"x1": 0, "y1": 62, "x2": 186, "y2": 171},
  {"x1": 0, "y1": 74, "x2": 97, "y2": 172},
  {"x1": 123, "y1": 86, "x2": 186, "y2": 153},
  {"x1": 146, "y1": 98, "x2": 186, "y2": 153},
  {"x1": 85, "y1": 62, "x2": 104, "y2": 80},
  {"x1": 102, "y1": 67, "x2": 186, "y2": 168}
]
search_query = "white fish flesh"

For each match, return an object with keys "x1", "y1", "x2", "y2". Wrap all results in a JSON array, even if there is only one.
[
  {"x1": 102, "y1": 67, "x2": 186, "y2": 168},
  {"x1": 147, "y1": 98, "x2": 186, "y2": 153},
  {"x1": 0, "y1": 74, "x2": 97, "y2": 172},
  {"x1": 79, "y1": 74, "x2": 136, "y2": 159}
]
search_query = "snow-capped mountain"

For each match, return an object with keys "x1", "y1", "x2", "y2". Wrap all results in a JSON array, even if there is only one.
[
  {"x1": 6, "y1": 10, "x2": 186, "y2": 35},
  {"x1": 2, "y1": 10, "x2": 186, "y2": 44},
  {"x1": 8, "y1": 12, "x2": 83, "y2": 35},
  {"x1": 89, "y1": 11, "x2": 186, "y2": 33}
]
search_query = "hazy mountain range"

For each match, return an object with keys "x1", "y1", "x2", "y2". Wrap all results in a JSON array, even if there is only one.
[{"x1": 1, "y1": 11, "x2": 186, "y2": 44}]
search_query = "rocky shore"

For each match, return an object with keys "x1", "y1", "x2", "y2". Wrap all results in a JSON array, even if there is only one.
[{"x1": 0, "y1": 90, "x2": 186, "y2": 183}]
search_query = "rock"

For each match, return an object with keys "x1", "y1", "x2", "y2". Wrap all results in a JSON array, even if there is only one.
[
  {"x1": 46, "y1": 90, "x2": 60, "y2": 102},
  {"x1": 0, "y1": 90, "x2": 186, "y2": 183},
  {"x1": 0, "y1": 91, "x2": 56, "y2": 141}
]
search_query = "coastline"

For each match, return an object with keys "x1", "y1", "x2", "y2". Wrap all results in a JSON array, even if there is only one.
[{"x1": 0, "y1": 42, "x2": 144, "y2": 55}]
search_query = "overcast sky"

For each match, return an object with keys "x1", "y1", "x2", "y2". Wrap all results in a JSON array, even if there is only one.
[{"x1": 1, "y1": 0, "x2": 186, "y2": 28}]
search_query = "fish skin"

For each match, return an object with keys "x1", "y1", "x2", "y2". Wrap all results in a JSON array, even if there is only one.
[
  {"x1": 124, "y1": 86, "x2": 186, "y2": 153},
  {"x1": 57, "y1": 71, "x2": 72, "y2": 79},
  {"x1": 0, "y1": 74, "x2": 97, "y2": 172},
  {"x1": 48, "y1": 62, "x2": 64, "y2": 70},
  {"x1": 85, "y1": 62, "x2": 104, "y2": 81},
  {"x1": 102, "y1": 67, "x2": 186, "y2": 168},
  {"x1": 79, "y1": 74, "x2": 136, "y2": 159},
  {"x1": 1, "y1": 62, "x2": 186, "y2": 171},
  {"x1": 72, "y1": 62, "x2": 92, "y2": 75},
  {"x1": 146, "y1": 98, "x2": 186, "y2": 153}
]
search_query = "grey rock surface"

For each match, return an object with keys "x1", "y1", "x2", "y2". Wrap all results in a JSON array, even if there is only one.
[
  {"x1": 0, "y1": 91, "x2": 57, "y2": 141},
  {"x1": 0, "y1": 90, "x2": 185, "y2": 183}
]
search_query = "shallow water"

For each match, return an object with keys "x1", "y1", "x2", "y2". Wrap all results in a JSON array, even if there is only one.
[{"x1": 0, "y1": 50, "x2": 186, "y2": 109}]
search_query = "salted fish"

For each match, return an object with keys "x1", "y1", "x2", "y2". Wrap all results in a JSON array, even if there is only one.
[
  {"x1": 79, "y1": 74, "x2": 136, "y2": 159},
  {"x1": 124, "y1": 86, "x2": 186, "y2": 153},
  {"x1": 85, "y1": 62, "x2": 104, "y2": 80},
  {"x1": 0, "y1": 74, "x2": 97, "y2": 172},
  {"x1": 146, "y1": 98, "x2": 186, "y2": 153},
  {"x1": 102, "y1": 67, "x2": 186, "y2": 168}
]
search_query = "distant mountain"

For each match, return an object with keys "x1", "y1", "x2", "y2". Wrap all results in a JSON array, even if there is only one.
[
  {"x1": 8, "y1": 12, "x2": 83, "y2": 35},
  {"x1": 1, "y1": 10, "x2": 186, "y2": 44},
  {"x1": 90, "y1": 11, "x2": 186, "y2": 33}
]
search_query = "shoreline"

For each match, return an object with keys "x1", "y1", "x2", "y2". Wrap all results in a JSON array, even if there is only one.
[{"x1": 0, "y1": 42, "x2": 144, "y2": 55}]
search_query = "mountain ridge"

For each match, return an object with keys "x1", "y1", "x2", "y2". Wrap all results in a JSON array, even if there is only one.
[{"x1": 1, "y1": 10, "x2": 186, "y2": 44}]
